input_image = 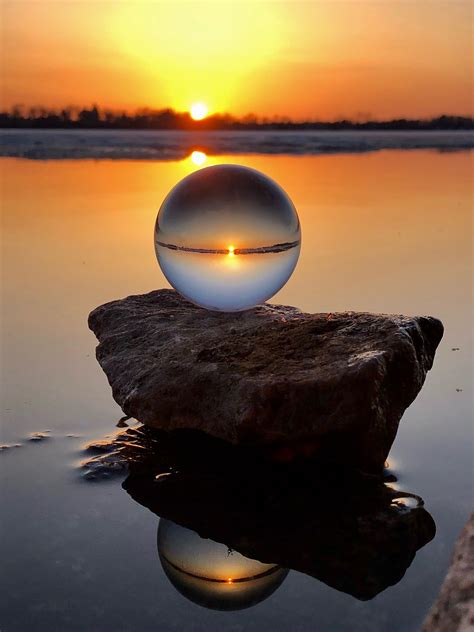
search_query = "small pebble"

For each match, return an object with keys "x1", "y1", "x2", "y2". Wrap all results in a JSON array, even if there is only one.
[
  {"x1": 28, "y1": 432, "x2": 50, "y2": 442},
  {"x1": 0, "y1": 443, "x2": 23, "y2": 451},
  {"x1": 116, "y1": 415, "x2": 131, "y2": 428}
]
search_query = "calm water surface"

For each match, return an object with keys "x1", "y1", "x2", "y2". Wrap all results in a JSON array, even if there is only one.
[{"x1": 1, "y1": 147, "x2": 472, "y2": 631}]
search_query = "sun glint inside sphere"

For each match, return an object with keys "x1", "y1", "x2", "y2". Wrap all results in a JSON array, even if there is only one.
[{"x1": 154, "y1": 164, "x2": 301, "y2": 312}]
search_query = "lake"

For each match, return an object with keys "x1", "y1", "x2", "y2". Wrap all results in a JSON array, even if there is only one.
[{"x1": 1, "y1": 132, "x2": 472, "y2": 631}]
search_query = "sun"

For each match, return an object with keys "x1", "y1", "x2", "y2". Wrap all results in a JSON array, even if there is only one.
[{"x1": 190, "y1": 102, "x2": 209, "y2": 121}]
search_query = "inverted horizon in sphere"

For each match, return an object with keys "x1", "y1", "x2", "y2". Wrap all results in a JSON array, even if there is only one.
[
  {"x1": 154, "y1": 164, "x2": 301, "y2": 311},
  {"x1": 158, "y1": 519, "x2": 288, "y2": 611}
]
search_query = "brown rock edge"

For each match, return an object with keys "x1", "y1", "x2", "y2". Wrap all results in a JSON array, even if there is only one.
[
  {"x1": 88, "y1": 289, "x2": 443, "y2": 473},
  {"x1": 423, "y1": 514, "x2": 474, "y2": 632}
]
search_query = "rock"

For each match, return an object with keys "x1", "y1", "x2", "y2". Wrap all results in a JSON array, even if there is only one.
[
  {"x1": 423, "y1": 514, "x2": 474, "y2": 632},
  {"x1": 88, "y1": 289, "x2": 443, "y2": 473},
  {"x1": 28, "y1": 431, "x2": 50, "y2": 442}
]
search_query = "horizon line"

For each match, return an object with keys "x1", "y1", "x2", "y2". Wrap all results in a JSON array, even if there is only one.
[
  {"x1": 0, "y1": 105, "x2": 472, "y2": 128},
  {"x1": 156, "y1": 241, "x2": 301, "y2": 255},
  {"x1": 1, "y1": 111, "x2": 472, "y2": 132}
]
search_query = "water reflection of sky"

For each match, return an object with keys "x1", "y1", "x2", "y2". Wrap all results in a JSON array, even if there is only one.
[{"x1": 1, "y1": 147, "x2": 472, "y2": 631}]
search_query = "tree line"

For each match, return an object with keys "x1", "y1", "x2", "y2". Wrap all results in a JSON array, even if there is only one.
[{"x1": 0, "y1": 105, "x2": 472, "y2": 130}]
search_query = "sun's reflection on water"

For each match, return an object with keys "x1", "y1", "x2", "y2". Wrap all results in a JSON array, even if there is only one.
[{"x1": 190, "y1": 150, "x2": 207, "y2": 166}]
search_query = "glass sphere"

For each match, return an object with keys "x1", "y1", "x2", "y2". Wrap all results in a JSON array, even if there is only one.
[
  {"x1": 157, "y1": 519, "x2": 288, "y2": 611},
  {"x1": 155, "y1": 164, "x2": 301, "y2": 311}
]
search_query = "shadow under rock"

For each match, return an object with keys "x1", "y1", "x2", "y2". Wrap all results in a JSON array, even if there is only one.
[{"x1": 94, "y1": 425, "x2": 436, "y2": 602}]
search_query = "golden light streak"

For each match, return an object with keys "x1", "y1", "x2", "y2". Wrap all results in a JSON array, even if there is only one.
[{"x1": 222, "y1": 245, "x2": 240, "y2": 271}]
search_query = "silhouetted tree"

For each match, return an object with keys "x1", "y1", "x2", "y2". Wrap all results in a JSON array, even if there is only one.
[
  {"x1": 0, "y1": 105, "x2": 472, "y2": 131},
  {"x1": 78, "y1": 105, "x2": 100, "y2": 128}
]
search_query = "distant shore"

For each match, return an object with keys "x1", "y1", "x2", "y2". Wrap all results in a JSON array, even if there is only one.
[
  {"x1": 1, "y1": 129, "x2": 473, "y2": 161},
  {"x1": 1, "y1": 108, "x2": 472, "y2": 132}
]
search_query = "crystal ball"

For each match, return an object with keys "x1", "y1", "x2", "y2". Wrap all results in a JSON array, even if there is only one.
[
  {"x1": 154, "y1": 164, "x2": 301, "y2": 311},
  {"x1": 157, "y1": 519, "x2": 288, "y2": 611}
]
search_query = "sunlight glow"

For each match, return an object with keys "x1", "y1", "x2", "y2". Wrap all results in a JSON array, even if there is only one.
[
  {"x1": 2, "y1": 3, "x2": 471, "y2": 119},
  {"x1": 222, "y1": 246, "x2": 240, "y2": 271},
  {"x1": 190, "y1": 103, "x2": 208, "y2": 121}
]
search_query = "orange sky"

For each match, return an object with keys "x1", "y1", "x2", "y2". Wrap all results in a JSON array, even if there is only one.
[{"x1": 1, "y1": 1, "x2": 472, "y2": 119}]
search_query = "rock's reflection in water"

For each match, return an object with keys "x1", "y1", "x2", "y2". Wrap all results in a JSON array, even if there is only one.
[
  {"x1": 83, "y1": 424, "x2": 436, "y2": 603},
  {"x1": 158, "y1": 519, "x2": 288, "y2": 611}
]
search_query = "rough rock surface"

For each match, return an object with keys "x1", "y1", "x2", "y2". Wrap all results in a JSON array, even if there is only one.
[
  {"x1": 423, "y1": 514, "x2": 474, "y2": 632},
  {"x1": 88, "y1": 289, "x2": 443, "y2": 472}
]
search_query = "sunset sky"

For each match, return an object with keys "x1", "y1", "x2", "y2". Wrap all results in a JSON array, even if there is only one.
[{"x1": 1, "y1": 1, "x2": 472, "y2": 120}]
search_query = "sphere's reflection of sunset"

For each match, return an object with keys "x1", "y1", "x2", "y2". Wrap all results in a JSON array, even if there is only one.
[
  {"x1": 158, "y1": 520, "x2": 289, "y2": 611},
  {"x1": 155, "y1": 164, "x2": 301, "y2": 311}
]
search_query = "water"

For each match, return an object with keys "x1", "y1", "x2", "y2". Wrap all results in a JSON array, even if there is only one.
[
  {"x1": 0, "y1": 134, "x2": 472, "y2": 631},
  {"x1": 155, "y1": 164, "x2": 300, "y2": 311}
]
